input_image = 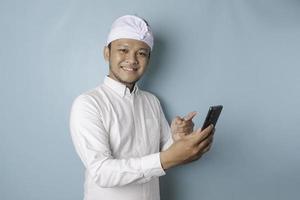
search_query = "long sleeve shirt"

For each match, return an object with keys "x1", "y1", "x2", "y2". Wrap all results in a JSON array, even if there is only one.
[{"x1": 69, "y1": 76, "x2": 173, "y2": 200}]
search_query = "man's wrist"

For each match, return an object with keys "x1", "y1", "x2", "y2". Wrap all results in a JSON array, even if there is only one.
[{"x1": 160, "y1": 150, "x2": 177, "y2": 170}]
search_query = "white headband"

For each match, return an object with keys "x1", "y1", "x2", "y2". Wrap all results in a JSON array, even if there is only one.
[{"x1": 106, "y1": 15, "x2": 154, "y2": 50}]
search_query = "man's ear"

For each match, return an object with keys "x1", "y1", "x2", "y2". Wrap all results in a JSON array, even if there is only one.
[{"x1": 103, "y1": 46, "x2": 110, "y2": 62}]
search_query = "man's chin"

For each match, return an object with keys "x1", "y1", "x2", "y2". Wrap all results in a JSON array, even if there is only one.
[
  {"x1": 121, "y1": 79, "x2": 138, "y2": 85},
  {"x1": 110, "y1": 71, "x2": 141, "y2": 86},
  {"x1": 117, "y1": 77, "x2": 139, "y2": 86}
]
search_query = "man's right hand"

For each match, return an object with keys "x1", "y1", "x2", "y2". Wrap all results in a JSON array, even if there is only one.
[
  {"x1": 160, "y1": 125, "x2": 214, "y2": 170},
  {"x1": 171, "y1": 111, "x2": 197, "y2": 141}
]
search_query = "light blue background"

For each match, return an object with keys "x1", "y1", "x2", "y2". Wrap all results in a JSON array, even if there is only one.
[{"x1": 1, "y1": 0, "x2": 300, "y2": 200}]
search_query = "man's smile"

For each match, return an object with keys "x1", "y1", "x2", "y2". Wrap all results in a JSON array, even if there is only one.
[{"x1": 121, "y1": 66, "x2": 138, "y2": 72}]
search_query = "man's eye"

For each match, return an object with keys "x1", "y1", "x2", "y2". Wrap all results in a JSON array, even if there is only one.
[
  {"x1": 138, "y1": 52, "x2": 148, "y2": 57},
  {"x1": 118, "y1": 49, "x2": 128, "y2": 53}
]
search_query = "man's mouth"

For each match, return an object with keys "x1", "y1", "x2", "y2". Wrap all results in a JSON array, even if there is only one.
[{"x1": 121, "y1": 66, "x2": 138, "y2": 72}]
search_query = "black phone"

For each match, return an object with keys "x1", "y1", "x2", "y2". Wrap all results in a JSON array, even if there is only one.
[{"x1": 201, "y1": 105, "x2": 223, "y2": 130}]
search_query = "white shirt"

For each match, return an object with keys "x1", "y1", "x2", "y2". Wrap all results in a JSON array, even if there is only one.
[{"x1": 70, "y1": 76, "x2": 173, "y2": 200}]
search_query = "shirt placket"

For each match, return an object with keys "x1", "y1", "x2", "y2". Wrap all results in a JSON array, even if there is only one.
[
  {"x1": 125, "y1": 93, "x2": 140, "y2": 157},
  {"x1": 129, "y1": 93, "x2": 147, "y2": 199},
  {"x1": 133, "y1": 94, "x2": 145, "y2": 156}
]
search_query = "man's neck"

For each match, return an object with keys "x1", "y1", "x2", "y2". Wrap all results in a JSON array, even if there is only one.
[{"x1": 107, "y1": 75, "x2": 135, "y2": 93}]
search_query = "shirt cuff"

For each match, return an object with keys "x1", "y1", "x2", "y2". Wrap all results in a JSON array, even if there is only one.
[{"x1": 141, "y1": 153, "x2": 166, "y2": 178}]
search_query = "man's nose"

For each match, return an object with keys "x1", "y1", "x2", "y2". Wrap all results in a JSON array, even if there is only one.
[{"x1": 126, "y1": 52, "x2": 138, "y2": 65}]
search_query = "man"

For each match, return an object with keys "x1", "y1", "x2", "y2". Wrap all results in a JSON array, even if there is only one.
[{"x1": 70, "y1": 15, "x2": 214, "y2": 200}]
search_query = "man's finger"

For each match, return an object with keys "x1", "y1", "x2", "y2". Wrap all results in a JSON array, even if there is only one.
[
  {"x1": 173, "y1": 116, "x2": 183, "y2": 124},
  {"x1": 191, "y1": 125, "x2": 214, "y2": 145},
  {"x1": 184, "y1": 111, "x2": 197, "y2": 121},
  {"x1": 198, "y1": 134, "x2": 213, "y2": 151},
  {"x1": 197, "y1": 141, "x2": 212, "y2": 157},
  {"x1": 175, "y1": 126, "x2": 193, "y2": 134}
]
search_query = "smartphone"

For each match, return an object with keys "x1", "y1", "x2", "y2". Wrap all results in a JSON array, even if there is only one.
[{"x1": 201, "y1": 105, "x2": 223, "y2": 130}]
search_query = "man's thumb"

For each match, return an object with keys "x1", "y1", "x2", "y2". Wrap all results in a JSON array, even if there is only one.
[{"x1": 184, "y1": 111, "x2": 197, "y2": 121}]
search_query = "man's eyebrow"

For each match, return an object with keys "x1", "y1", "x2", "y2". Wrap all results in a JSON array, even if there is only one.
[
  {"x1": 116, "y1": 44, "x2": 129, "y2": 48},
  {"x1": 138, "y1": 48, "x2": 150, "y2": 52},
  {"x1": 116, "y1": 44, "x2": 150, "y2": 51}
]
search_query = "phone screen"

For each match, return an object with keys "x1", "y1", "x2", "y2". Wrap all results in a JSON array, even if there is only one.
[{"x1": 201, "y1": 105, "x2": 223, "y2": 130}]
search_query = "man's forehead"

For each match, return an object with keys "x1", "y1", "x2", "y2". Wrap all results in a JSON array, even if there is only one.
[{"x1": 112, "y1": 39, "x2": 150, "y2": 50}]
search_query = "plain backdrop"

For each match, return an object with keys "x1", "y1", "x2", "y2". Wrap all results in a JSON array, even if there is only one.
[{"x1": 1, "y1": 0, "x2": 300, "y2": 200}]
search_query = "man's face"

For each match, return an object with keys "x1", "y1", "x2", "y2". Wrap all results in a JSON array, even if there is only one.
[{"x1": 104, "y1": 38, "x2": 151, "y2": 90}]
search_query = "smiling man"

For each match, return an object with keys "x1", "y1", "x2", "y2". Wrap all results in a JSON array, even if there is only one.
[{"x1": 70, "y1": 15, "x2": 214, "y2": 200}]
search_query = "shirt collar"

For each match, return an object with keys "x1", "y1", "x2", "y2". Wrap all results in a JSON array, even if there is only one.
[{"x1": 104, "y1": 76, "x2": 139, "y2": 97}]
